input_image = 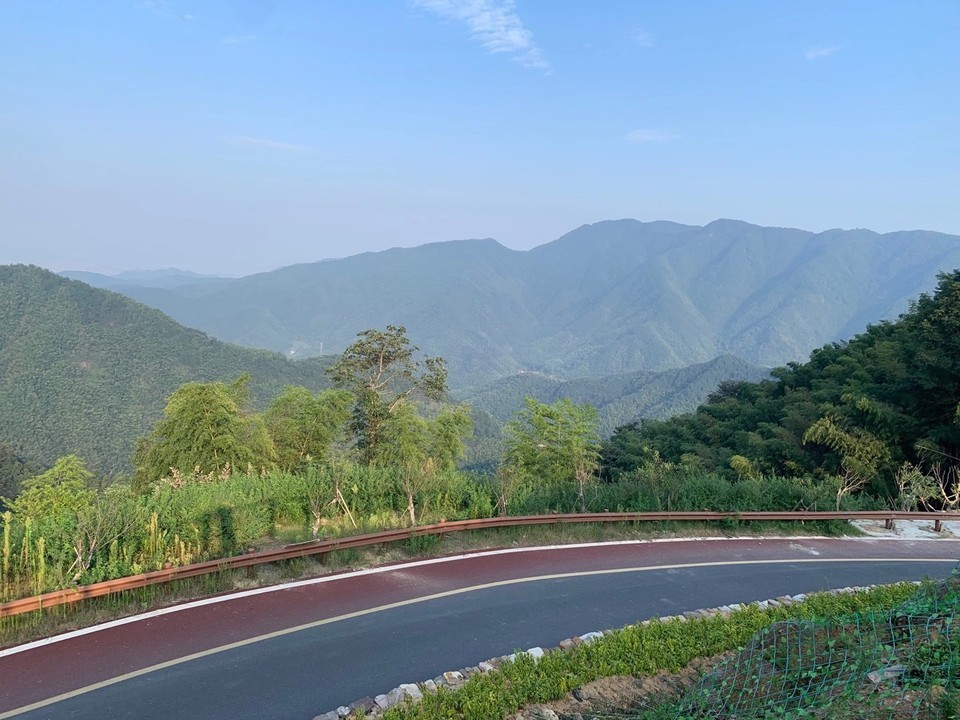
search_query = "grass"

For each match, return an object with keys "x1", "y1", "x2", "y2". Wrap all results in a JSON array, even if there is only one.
[
  {"x1": 376, "y1": 583, "x2": 924, "y2": 720},
  {"x1": 0, "y1": 519, "x2": 858, "y2": 649}
]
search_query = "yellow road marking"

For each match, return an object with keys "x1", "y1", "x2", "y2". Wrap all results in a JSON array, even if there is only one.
[{"x1": 0, "y1": 556, "x2": 953, "y2": 718}]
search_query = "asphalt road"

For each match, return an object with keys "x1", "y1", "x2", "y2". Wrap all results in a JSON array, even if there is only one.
[{"x1": 2, "y1": 538, "x2": 958, "y2": 720}]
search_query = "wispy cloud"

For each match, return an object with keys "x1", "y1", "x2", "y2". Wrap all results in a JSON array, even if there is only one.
[
  {"x1": 221, "y1": 34, "x2": 256, "y2": 45},
  {"x1": 412, "y1": 0, "x2": 549, "y2": 71},
  {"x1": 139, "y1": 2, "x2": 194, "y2": 22},
  {"x1": 631, "y1": 26, "x2": 654, "y2": 48},
  {"x1": 626, "y1": 129, "x2": 680, "y2": 143},
  {"x1": 229, "y1": 135, "x2": 310, "y2": 152},
  {"x1": 805, "y1": 46, "x2": 838, "y2": 61}
]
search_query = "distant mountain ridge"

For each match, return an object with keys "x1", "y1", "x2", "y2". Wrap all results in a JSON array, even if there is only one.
[
  {"x1": 77, "y1": 219, "x2": 960, "y2": 387},
  {"x1": 61, "y1": 268, "x2": 227, "y2": 290}
]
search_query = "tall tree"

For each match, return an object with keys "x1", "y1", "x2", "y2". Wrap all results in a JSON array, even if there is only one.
[
  {"x1": 264, "y1": 387, "x2": 352, "y2": 472},
  {"x1": 375, "y1": 401, "x2": 472, "y2": 525},
  {"x1": 504, "y1": 397, "x2": 601, "y2": 512},
  {"x1": 328, "y1": 325, "x2": 447, "y2": 463},
  {"x1": 132, "y1": 376, "x2": 275, "y2": 489}
]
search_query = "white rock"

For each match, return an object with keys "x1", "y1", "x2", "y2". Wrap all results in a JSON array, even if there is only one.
[
  {"x1": 399, "y1": 684, "x2": 423, "y2": 702},
  {"x1": 868, "y1": 665, "x2": 906, "y2": 684},
  {"x1": 422, "y1": 679, "x2": 438, "y2": 693},
  {"x1": 479, "y1": 661, "x2": 496, "y2": 672},
  {"x1": 578, "y1": 631, "x2": 604, "y2": 644},
  {"x1": 374, "y1": 694, "x2": 390, "y2": 710},
  {"x1": 526, "y1": 647, "x2": 545, "y2": 660},
  {"x1": 531, "y1": 709, "x2": 560, "y2": 720},
  {"x1": 443, "y1": 670, "x2": 464, "y2": 685}
]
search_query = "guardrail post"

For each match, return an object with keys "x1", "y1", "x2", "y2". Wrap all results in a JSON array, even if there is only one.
[
  {"x1": 935, "y1": 518, "x2": 943, "y2": 533},
  {"x1": 885, "y1": 518, "x2": 893, "y2": 530}
]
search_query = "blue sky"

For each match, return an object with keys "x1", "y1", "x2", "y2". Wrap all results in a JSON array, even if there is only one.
[{"x1": 2, "y1": 1, "x2": 958, "y2": 275}]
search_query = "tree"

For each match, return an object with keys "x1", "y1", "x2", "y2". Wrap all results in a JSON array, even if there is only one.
[
  {"x1": 9, "y1": 455, "x2": 95, "y2": 586},
  {"x1": 328, "y1": 326, "x2": 447, "y2": 463},
  {"x1": 503, "y1": 398, "x2": 601, "y2": 512},
  {"x1": 132, "y1": 376, "x2": 275, "y2": 489},
  {"x1": 264, "y1": 387, "x2": 352, "y2": 472},
  {"x1": 803, "y1": 415, "x2": 891, "y2": 509},
  {"x1": 10, "y1": 455, "x2": 93, "y2": 522},
  {"x1": 69, "y1": 484, "x2": 140, "y2": 583},
  {"x1": 374, "y1": 401, "x2": 472, "y2": 525}
]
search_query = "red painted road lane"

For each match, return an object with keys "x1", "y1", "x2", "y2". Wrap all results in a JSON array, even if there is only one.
[{"x1": 2, "y1": 537, "x2": 958, "y2": 712}]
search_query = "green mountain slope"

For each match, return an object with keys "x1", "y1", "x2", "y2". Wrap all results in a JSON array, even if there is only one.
[
  {"x1": 0, "y1": 265, "x2": 333, "y2": 476},
  {"x1": 604, "y1": 270, "x2": 960, "y2": 495},
  {"x1": 459, "y1": 355, "x2": 769, "y2": 437},
  {"x1": 94, "y1": 220, "x2": 960, "y2": 386}
]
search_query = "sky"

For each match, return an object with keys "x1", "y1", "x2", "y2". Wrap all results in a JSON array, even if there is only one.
[{"x1": 1, "y1": 1, "x2": 958, "y2": 276}]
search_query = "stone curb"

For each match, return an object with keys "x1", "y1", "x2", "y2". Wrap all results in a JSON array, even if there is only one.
[{"x1": 311, "y1": 582, "x2": 918, "y2": 719}]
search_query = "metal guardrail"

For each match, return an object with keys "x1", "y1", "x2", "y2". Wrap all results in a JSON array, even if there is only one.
[{"x1": 1, "y1": 510, "x2": 956, "y2": 618}]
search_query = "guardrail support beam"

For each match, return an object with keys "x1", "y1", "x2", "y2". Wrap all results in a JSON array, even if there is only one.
[{"x1": 2, "y1": 511, "x2": 959, "y2": 619}]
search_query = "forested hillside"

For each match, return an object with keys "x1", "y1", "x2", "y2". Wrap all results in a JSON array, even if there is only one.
[
  {"x1": 604, "y1": 270, "x2": 960, "y2": 498},
  {"x1": 459, "y1": 355, "x2": 769, "y2": 437},
  {"x1": 0, "y1": 265, "x2": 334, "y2": 477},
  {"x1": 88, "y1": 219, "x2": 960, "y2": 386}
]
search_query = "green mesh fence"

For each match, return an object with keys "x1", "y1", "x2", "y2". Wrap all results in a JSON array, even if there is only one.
[{"x1": 673, "y1": 575, "x2": 960, "y2": 719}]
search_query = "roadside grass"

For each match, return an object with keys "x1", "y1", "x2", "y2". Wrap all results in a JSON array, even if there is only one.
[
  {"x1": 0, "y1": 519, "x2": 858, "y2": 648},
  {"x1": 378, "y1": 583, "x2": 923, "y2": 720}
]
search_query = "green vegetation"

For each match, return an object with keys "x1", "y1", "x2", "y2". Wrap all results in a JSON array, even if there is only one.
[
  {"x1": 503, "y1": 398, "x2": 601, "y2": 513},
  {"x1": 664, "y1": 577, "x2": 960, "y2": 719},
  {"x1": 131, "y1": 375, "x2": 278, "y2": 490},
  {"x1": 604, "y1": 270, "x2": 960, "y2": 503},
  {"x1": 328, "y1": 325, "x2": 450, "y2": 464},
  {"x1": 0, "y1": 326, "x2": 483, "y2": 601},
  {"x1": 376, "y1": 583, "x2": 921, "y2": 720},
  {"x1": 458, "y1": 354, "x2": 770, "y2": 438},
  {"x1": 3, "y1": 267, "x2": 959, "y2": 622},
  {"x1": 0, "y1": 265, "x2": 758, "y2": 489},
  {"x1": 264, "y1": 386, "x2": 353, "y2": 472},
  {"x1": 0, "y1": 265, "x2": 335, "y2": 480},
  {"x1": 0, "y1": 444, "x2": 40, "y2": 500}
]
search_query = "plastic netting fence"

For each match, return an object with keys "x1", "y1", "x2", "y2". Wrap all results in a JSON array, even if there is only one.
[{"x1": 673, "y1": 576, "x2": 960, "y2": 719}]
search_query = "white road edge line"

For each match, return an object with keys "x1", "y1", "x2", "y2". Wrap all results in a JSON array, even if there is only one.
[
  {"x1": 0, "y1": 555, "x2": 955, "y2": 720},
  {"x1": 0, "y1": 535, "x2": 950, "y2": 659}
]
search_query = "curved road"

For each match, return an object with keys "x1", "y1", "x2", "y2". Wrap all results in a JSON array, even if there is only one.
[{"x1": 1, "y1": 537, "x2": 958, "y2": 720}]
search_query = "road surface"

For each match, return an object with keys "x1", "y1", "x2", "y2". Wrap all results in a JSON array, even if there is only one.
[{"x1": 1, "y1": 537, "x2": 957, "y2": 720}]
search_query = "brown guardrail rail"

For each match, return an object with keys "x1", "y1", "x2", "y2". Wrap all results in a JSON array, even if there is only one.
[{"x1": 1, "y1": 510, "x2": 957, "y2": 618}]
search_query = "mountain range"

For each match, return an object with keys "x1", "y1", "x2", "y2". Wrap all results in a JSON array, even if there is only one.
[
  {"x1": 0, "y1": 264, "x2": 762, "y2": 480},
  {"x1": 7, "y1": 217, "x2": 960, "y2": 481},
  {"x1": 67, "y1": 219, "x2": 960, "y2": 388}
]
